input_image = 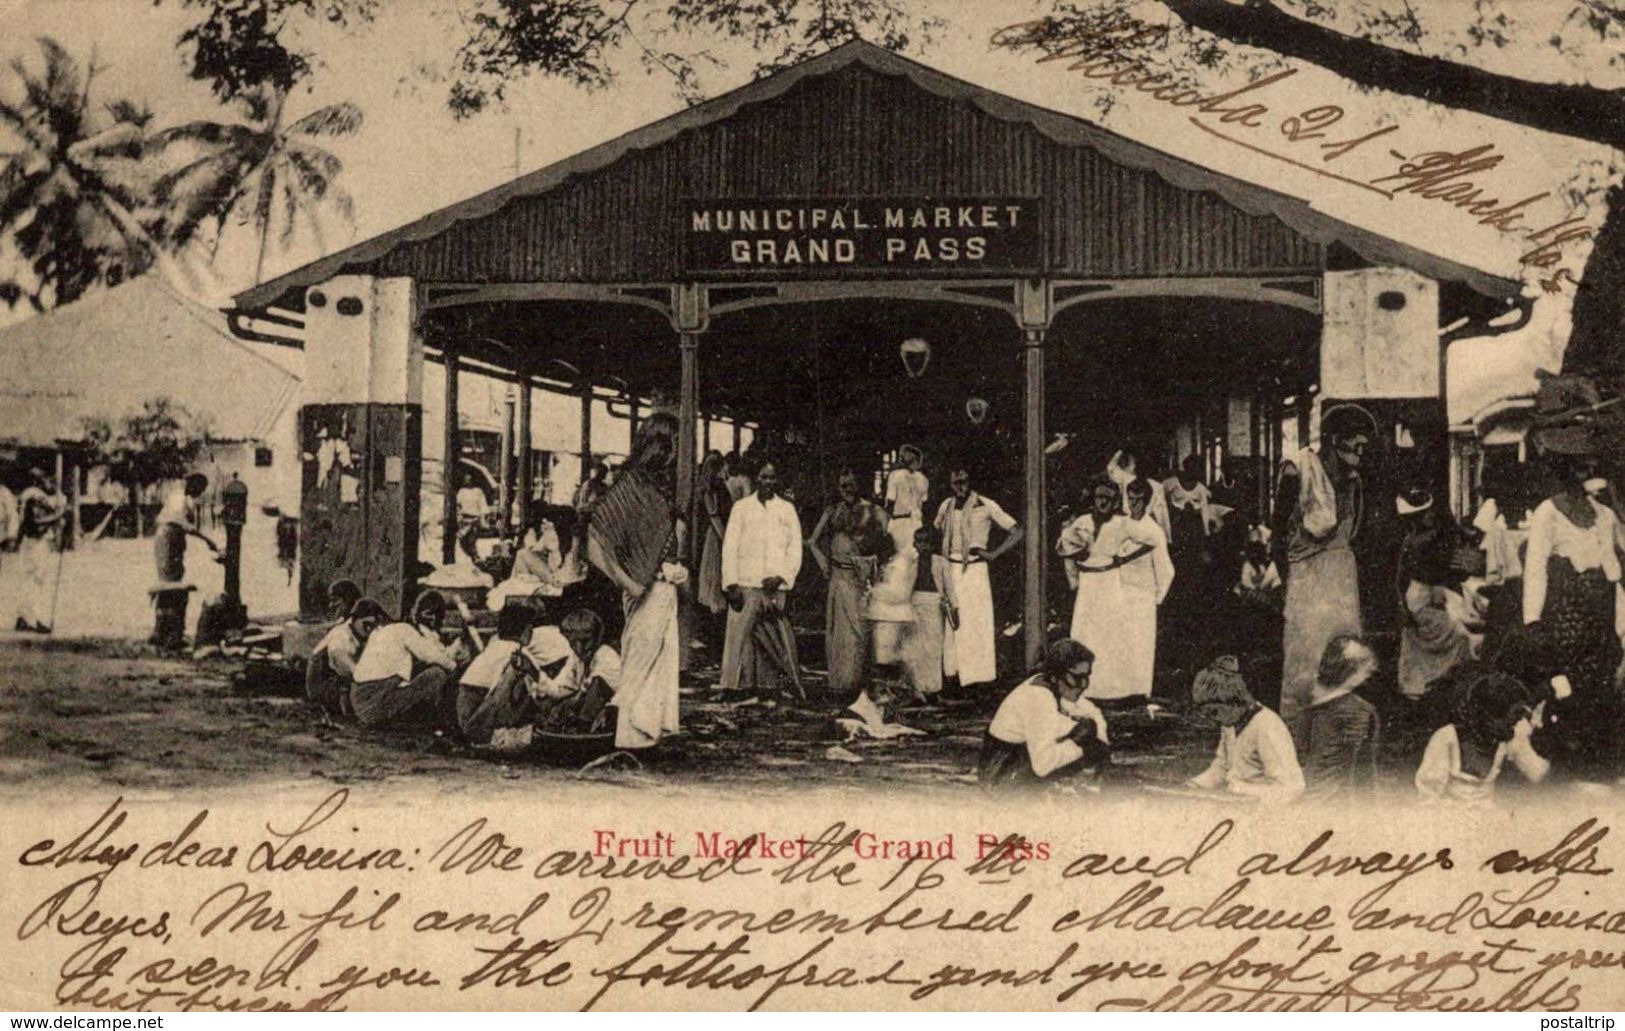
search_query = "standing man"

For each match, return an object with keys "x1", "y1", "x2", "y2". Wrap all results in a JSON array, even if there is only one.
[
  {"x1": 805, "y1": 468, "x2": 886, "y2": 702},
  {"x1": 1280, "y1": 406, "x2": 1370, "y2": 724},
  {"x1": 720, "y1": 458, "x2": 804, "y2": 698},
  {"x1": 455, "y1": 472, "x2": 488, "y2": 565},
  {"x1": 0, "y1": 464, "x2": 18, "y2": 584},
  {"x1": 150, "y1": 473, "x2": 218, "y2": 652},
  {"x1": 935, "y1": 465, "x2": 1023, "y2": 692},
  {"x1": 15, "y1": 468, "x2": 65, "y2": 634}
]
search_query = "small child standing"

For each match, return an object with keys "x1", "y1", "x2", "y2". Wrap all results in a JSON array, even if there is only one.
[{"x1": 1294, "y1": 636, "x2": 1381, "y2": 799}]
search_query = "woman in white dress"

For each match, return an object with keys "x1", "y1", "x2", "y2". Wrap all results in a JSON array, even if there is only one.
[{"x1": 1072, "y1": 477, "x2": 1174, "y2": 700}]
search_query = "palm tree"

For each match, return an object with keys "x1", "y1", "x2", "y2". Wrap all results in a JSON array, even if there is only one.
[
  {"x1": 146, "y1": 85, "x2": 361, "y2": 285},
  {"x1": 0, "y1": 37, "x2": 167, "y2": 311}
]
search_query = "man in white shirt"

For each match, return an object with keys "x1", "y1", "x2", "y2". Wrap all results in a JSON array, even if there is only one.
[
  {"x1": 720, "y1": 460, "x2": 804, "y2": 697},
  {"x1": 351, "y1": 591, "x2": 461, "y2": 730},
  {"x1": 934, "y1": 466, "x2": 1023, "y2": 690},
  {"x1": 307, "y1": 598, "x2": 386, "y2": 719}
]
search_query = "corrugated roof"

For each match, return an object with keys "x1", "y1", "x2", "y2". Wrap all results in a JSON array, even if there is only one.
[
  {"x1": 0, "y1": 276, "x2": 301, "y2": 446},
  {"x1": 236, "y1": 40, "x2": 1518, "y2": 309}
]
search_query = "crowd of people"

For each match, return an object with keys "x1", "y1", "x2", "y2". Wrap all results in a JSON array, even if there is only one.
[{"x1": 8, "y1": 385, "x2": 1621, "y2": 806}]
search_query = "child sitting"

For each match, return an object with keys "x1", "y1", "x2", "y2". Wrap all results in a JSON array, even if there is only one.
[
  {"x1": 1415, "y1": 669, "x2": 1548, "y2": 805},
  {"x1": 1234, "y1": 540, "x2": 1282, "y2": 610},
  {"x1": 1294, "y1": 636, "x2": 1381, "y2": 799},
  {"x1": 307, "y1": 597, "x2": 387, "y2": 720},
  {"x1": 1187, "y1": 655, "x2": 1304, "y2": 804},
  {"x1": 456, "y1": 602, "x2": 538, "y2": 742}
]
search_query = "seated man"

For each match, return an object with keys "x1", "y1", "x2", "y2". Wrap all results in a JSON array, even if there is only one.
[
  {"x1": 325, "y1": 579, "x2": 363, "y2": 625},
  {"x1": 349, "y1": 591, "x2": 461, "y2": 731},
  {"x1": 306, "y1": 598, "x2": 387, "y2": 719},
  {"x1": 978, "y1": 639, "x2": 1110, "y2": 789},
  {"x1": 1187, "y1": 655, "x2": 1304, "y2": 804},
  {"x1": 456, "y1": 602, "x2": 538, "y2": 743},
  {"x1": 462, "y1": 608, "x2": 623, "y2": 748}
]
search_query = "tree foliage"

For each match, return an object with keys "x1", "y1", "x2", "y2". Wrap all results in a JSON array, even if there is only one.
[
  {"x1": 82, "y1": 397, "x2": 208, "y2": 494},
  {"x1": 0, "y1": 38, "x2": 157, "y2": 311}
]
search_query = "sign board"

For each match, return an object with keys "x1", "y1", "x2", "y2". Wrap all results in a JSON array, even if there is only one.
[{"x1": 682, "y1": 197, "x2": 1043, "y2": 276}]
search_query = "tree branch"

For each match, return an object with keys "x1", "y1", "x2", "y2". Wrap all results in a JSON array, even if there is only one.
[{"x1": 1157, "y1": 0, "x2": 1625, "y2": 148}]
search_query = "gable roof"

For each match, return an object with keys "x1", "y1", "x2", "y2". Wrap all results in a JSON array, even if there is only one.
[
  {"x1": 0, "y1": 276, "x2": 301, "y2": 447},
  {"x1": 236, "y1": 39, "x2": 1518, "y2": 310}
]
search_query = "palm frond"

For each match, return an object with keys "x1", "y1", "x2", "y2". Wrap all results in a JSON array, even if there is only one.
[{"x1": 285, "y1": 101, "x2": 363, "y2": 138}]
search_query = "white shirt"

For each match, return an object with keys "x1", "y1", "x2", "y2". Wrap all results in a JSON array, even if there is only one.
[
  {"x1": 885, "y1": 468, "x2": 928, "y2": 518},
  {"x1": 722, "y1": 493, "x2": 803, "y2": 590},
  {"x1": 315, "y1": 622, "x2": 363, "y2": 677},
  {"x1": 522, "y1": 626, "x2": 623, "y2": 701},
  {"x1": 460, "y1": 638, "x2": 521, "y2": 690},
  {"x1": 352, "y1": 622, "x2": 457, "y2": 683},
  {"x1": 157, "y1": 488, "x2": 196, "y2": 530},
  {"x1": 1236, "y1": 560, "x2": 1282, "y2": 593},
  {"x1": 457, "y1": 486, "x2": 488, "y2": 520},
  {"x1": 988, "y1": 676, "x2": 1088, "y2": 778},
  {"x1": 1522, "y1": 497, "x2": 1621, "y2": 623},
  {"x1": 935, "y1": 492, "x2": 1017, "y2": 559},
  {"x1": 1190, "y1": 707, "x2": 1304, "y2": 803}
]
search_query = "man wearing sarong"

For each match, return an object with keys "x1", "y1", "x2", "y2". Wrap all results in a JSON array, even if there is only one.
[
  {"x1": 13, "y1": 468, "x2": 64, "y2": 634},
  {"x1": 1280, "y1": 407, "x2": 1369, "y2": 724},
  {"x1": 934, "y1": 466, "x2": 1022, "y2": 690},
  {"x1": 148, "y1": 474, "x2": 217, "y2": 652},
  {"x1": 895, "y1": 525, "x2": 957, "y2": 700},
  {"x1": 587, "y1": 412, "x2": 686, "y2": 749},
  {"x1": 721, "y1": 459, "x2": 804, "y2": 698},
  {"x1": 806, "y1": 469, "x2": 886, "y2": 701},
  {"x1": 1070, "y1": 477, "x2": 1174, "y2": 700}
]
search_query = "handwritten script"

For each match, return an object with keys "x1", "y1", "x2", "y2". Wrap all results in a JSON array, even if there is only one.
[
  {"x1": 990, "y1": 16, "x2": 1600, "y2": 292},
  {"x1": 3, "y1": 789, "x2": 1623, "y2": 1011}
]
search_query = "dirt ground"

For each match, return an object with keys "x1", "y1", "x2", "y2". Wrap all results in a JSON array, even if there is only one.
[{"x1": 0, "y1": 637, "x2": 1229, "y2": 797}]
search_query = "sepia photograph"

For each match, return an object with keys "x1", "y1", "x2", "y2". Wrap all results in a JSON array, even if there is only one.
[{"x1": 0, "y1": 0, "x2": 1622, "y2": 1014}]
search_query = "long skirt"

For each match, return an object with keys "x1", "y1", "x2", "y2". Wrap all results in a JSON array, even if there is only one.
[
  {"x1": 898, "y1": 589, "x2": 945, "y2": 696},
  {"x1": 1281, "y1": 545, "x2": 1362, "y2": 724},
  {"x1": 697, "y1": 526, "x2": 725, "y2": 614},
  {"x1": 720, "y1": 587, "x2": 801, "y2": 696},
  {"x1": 1538, "y1": 558, "x2": 1621, "y2": 779},
  {"x1": 825, "y1": 566, "x2": 869, "y2": 698},
  {"x1": 943, "y1": 562, "x2": 996, "y2": 687},
  {"x1": 1072, "y1": 571, "x2": 1157, "y2": 700},
  {"x1": 17, "y1": 535, "x2": 56, "y2": 628},
  {"x1": 617, "y1": 580, "x2": 681, "y2": 748}
]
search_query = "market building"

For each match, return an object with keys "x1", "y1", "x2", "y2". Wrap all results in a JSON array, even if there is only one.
[{"x1": 230, "y1": 41, "x2": 1529, "y2": 657}]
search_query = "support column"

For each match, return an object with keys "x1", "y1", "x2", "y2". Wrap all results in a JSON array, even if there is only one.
[
  {"x1": 298, "y1": 275, "x2": 424, "y2": 619},
  {"x1": 1019, "y1": 280, "x2": 1051, "y2": 670},
  {"x1": 732, "y1": 421, "x2": 742, "y2": 454},
  {"x1": 499, "y1": 386, "x2": 515, "y2": 537},
  {"x1": 674, "y1": 284, "x2": 708, "y2": 515},
  {"x1": 1023, "y1": 326, "x2": 1047, "y2": 669},
  {"x1": 678, "y1": 335, "x2": 700, "y2": 511},
  {"x1": 517, "y1": 376, "x2": 534, "y2": 531},
  {"x1": 578, "y1": 381, "x2": 593, "y2": 473},
  {"x1": 442, "y1": 344, "x2": 460, "y2": 566}
]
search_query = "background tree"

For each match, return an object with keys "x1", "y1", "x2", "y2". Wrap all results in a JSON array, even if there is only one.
[
  {"x1": 0, "y1": 37, "x2": 157, "y2": 312},
  {"x1": 146, "y1": 85, "x2": 361, "y2": 284},
  {"x1": 82, "y1": 397, "x2": 208, "y2": 537}
]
